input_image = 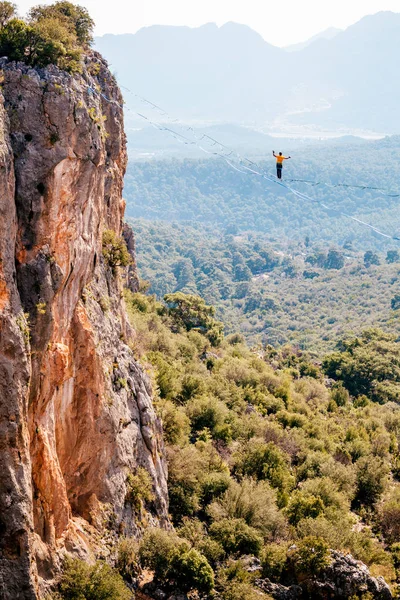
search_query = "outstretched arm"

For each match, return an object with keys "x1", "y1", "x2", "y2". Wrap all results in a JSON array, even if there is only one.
[
  {"x1": 272, "y1": 151, "x2": 276, "y2": 157},
  {"x1": 284, "y1": 156, "x2": 291, "y2": 160}
]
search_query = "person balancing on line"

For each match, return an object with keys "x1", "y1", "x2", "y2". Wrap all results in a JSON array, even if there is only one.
[{"x1": 273, "y1": 151, "x2": 291, "y2": 179}]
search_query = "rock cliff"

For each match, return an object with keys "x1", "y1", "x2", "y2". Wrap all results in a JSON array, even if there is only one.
[
  {"x1": 0, "y1": 53, "x2": 168, "y2": 599},
  {"x1": 256, "y1": 550, "x2": 393, "y2": 600}
]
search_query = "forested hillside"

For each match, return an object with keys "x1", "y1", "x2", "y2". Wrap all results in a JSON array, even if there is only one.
[
  {"x1": 125, "y1": 137, "x2": 400, "y2": 247},
  {"x1": 125, "y1": 136, "x2": 400, "y2": 351},
  {"x1": 129, "y1": 219, "x2": 400, "y2": 352},
  {"x1": 117, "y1": 292, "x2": 400, "y2": 598}
]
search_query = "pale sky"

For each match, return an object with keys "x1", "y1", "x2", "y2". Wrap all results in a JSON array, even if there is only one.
[{"x1": 16, "y1": 0, "x2": 400, "y2": 46}]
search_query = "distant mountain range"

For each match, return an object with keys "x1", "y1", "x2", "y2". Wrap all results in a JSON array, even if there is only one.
[
  {"x1": 285, "y1": 27, "x2": 341, "y2": 52},
  {"x1": 95, "y1": 12, "x2": 400, "y2": 136}
]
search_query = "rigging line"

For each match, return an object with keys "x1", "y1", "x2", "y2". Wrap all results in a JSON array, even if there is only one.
[
  {"x1": 287, "y1": 177, "x2": 400, "y2": 197},
  {"x1": 223, "y1": 158, "x2": 249, "y2": 174},
  {"x1": 134, "y1": 116, "x2": 400, "y2": 239},
  {"x1": 122, "y1": 85, "x2": 260, "y2": 161},
  {"x1": 122, "y1": 86, "x2": 400, "y2": 199},
  {"x1": 173, "y1": 121, "x2": 397, "y2": 236},
  {"x1": 235, "y1": 161, "x2": 400, "y2": 239},
  {"x1": 203, "y1": 148, "x2": 398, "y2": 239},
  {"x1": 260, "y1": 170, "x2": 400, "y2": 238},
  {"x1": 93, "y1": 87, "x2": 400, "y2": 241}
]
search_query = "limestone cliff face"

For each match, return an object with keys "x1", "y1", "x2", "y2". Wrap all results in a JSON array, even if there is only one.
[{"x1": 0, "y1": 54, "x2": 168, "y2": 599}]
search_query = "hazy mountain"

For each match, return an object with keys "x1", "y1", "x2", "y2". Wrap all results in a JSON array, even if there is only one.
[
  {"x1": 96, "y1": 22, "x2": 284, "y2": 123},
  {"x1": 285, "y1": 27, "x2": 341, "y2": 52},
  {"x1": 290, "y1": 12, "x2": 400, "y2": 130},
  {"x1": 96, "y1": 12, "x2": 400, "y2": 137}
]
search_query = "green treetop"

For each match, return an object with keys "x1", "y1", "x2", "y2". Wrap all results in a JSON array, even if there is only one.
[{"x1": 0, "y1": 1, "x2": 94, "y2": 72}]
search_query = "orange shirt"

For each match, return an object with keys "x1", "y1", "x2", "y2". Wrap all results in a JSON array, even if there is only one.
[{"x1": 276, "y1": 155, "x2": 287, "y2": 164}]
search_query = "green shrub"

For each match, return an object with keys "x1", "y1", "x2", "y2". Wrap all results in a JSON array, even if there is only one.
[
  {"x1": 116, "y1": 537, "x2": 139, "y2": 581},
  {"x1": 167, "y1": 444, "x2": 204, "y2": 522},
  {"x1": 354, "y1": 456, "x2": 389, "y2": 507},
  {"x1": 29, "y1": 2, "x2": 94, "y2": 45},
  {"x1": 209, "y1": 518, "x2": 263, "y2": 557},
  {"x1": 58, "y1": 558, "x2": 131, "y2": 600},
  {"x1": 167, "y1": 440, "x2": 230, "y2": 522},
  {"x1": 198, "y1": 536, "x2": 225, "y2": 566},
  {"x1": 220, "y1": 582, "x2": 271, "y2": 600},
  {"x1": 125, "y1": 467, "x2": 154, "y2": 510},
  {"x1": 319, "y1": 459, "x2": 356, "y2": 497},
  {"x1": 139, "y1": 528, "x2": 213, "y2": 593},
  {"x1": 0, "y1": 18, "x2": 32, "y2": 62},
  {"x1": 208, "y1": 478, "x2": 286, "y2": 540},
  {"x1": 290, "y1": 536, "x2": 330, "y2": 577},
  {"x1": 296, "y1": 515, "x2": 348, "y2": 548},
  {"x1": 0, "y1": 2, "x2": 16, "y2": 28},
  {"x1": 157, "y1": 400, "x2": 190, "y2": 445},
  {"x1": 102, "y1": 230, "x2": 131, "y2": 271},
  {"x1": 187, "y1": 395, "x2": 230, "y2": 439},
  {"x1": 178, "y1": 373, "x2": 205, "y2": 403},
  {"x1": 276, "y1": 410, "x2": 306, "y2": 429},
  {"x1": 164, "y1": 292, "x2": 224, "y2": 346},
  {"x1": 28, "y1": 15, "x2": 81, "y2": 71},
  {"x1": 391, "y1": 542, "x2": 400, "y2": 573},
  {"x1": 286, "y1": 491, "x2": 325, "y2": 526},
  {"x1": 261, "y1": 543, "x2": 288, "y2": 581},
  {"x1": 169, "y1": 547, "x2": 214, "y2": 594},
  {"x1": 331, "y1": 382, "x2": 350, "y2": 407},
  {"x1": 377, "y1": 491, "x2": 400, "y2": 544},
  {"x1": 139, "y1": 529, "x2": 183, "y2": 580},
  {"x1": 234, "y1": 438, "x2": 293, "y2": 494},
  {"x1": 152, "y1": 356, "x2": 181, "y2": 400},
  {"x1": 300, "y1": 478, "x2": 348, "y2": 514},
  {"x1": 296, "y1": 451, "x2": 328, "y2": 482},
  {"x1": 201, "y1": 471, "x2": 231, "y2": 505},
  {"x1": 323, "y1": 329, "x2": 400, "y2": 404},
  {"x1": 177, "y1": 517, "x2": 225, "y2": 566},
  {"x1": 216, "y1": 560, "x2": 272, "y2": 600},
  {"x1": 177, "y1": 517, "x2": 206, "y2": 545}
]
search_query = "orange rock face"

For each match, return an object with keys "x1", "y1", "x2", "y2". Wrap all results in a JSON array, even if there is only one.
[{"x1": 0, "y1": 54, "x2": 168, "y2": 599}]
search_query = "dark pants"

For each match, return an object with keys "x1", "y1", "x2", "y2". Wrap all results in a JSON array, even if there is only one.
[{"x1": 277, "y1": 164, "x2": 282, "y2": 179}]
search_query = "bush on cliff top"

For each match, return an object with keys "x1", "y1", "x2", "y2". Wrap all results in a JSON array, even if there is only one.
[{"x1": 0, "y1": 1, "x2": 94, "y2": 72}]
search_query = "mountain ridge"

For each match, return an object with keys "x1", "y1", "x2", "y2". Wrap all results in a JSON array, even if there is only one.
[
  {"x1": 285, "y1": 26, "x2": 342, "y2": 52},
  {"x1": 95, "y1": 11, "x2": 400, "y2": 134}
]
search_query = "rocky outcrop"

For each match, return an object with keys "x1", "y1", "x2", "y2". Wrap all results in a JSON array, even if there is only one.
[
  {"x1": 256, "y1": 550, "x2": 393, "y2": 600},
  {"x1": 0, "y1": 53, "x2": 168, "y2": 599},
  {"x1": 123, "y1": 222, "x2": 140, "y2": 293}
]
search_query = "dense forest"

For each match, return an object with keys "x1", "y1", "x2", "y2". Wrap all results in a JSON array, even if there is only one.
[
  {"x1": 129, "y1": 219, "x2": 400, "y2": 352},
  {"x1": 124, "y1": 136, "x2": 400, "y2": 249}
]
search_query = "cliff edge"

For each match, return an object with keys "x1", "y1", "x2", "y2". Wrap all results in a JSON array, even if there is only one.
[{"x1": 0, "y1": 53, "x2": 168, "y2": 599}]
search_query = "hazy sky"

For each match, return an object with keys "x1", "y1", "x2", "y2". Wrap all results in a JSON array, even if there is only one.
[{"x1": 16, "y1": 0, "x2": 400, "y2": 46}]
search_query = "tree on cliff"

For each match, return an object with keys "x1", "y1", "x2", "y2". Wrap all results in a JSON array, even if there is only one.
[
  {"x1": 29, "y1": 1, "x2": 94, "y2": 45},
  {"x1": 0, "y1": 1, "x2": 94, "y2": 71},
  {"x1": 0, "y1": 1, "x2": 16, "y2": 28}
]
